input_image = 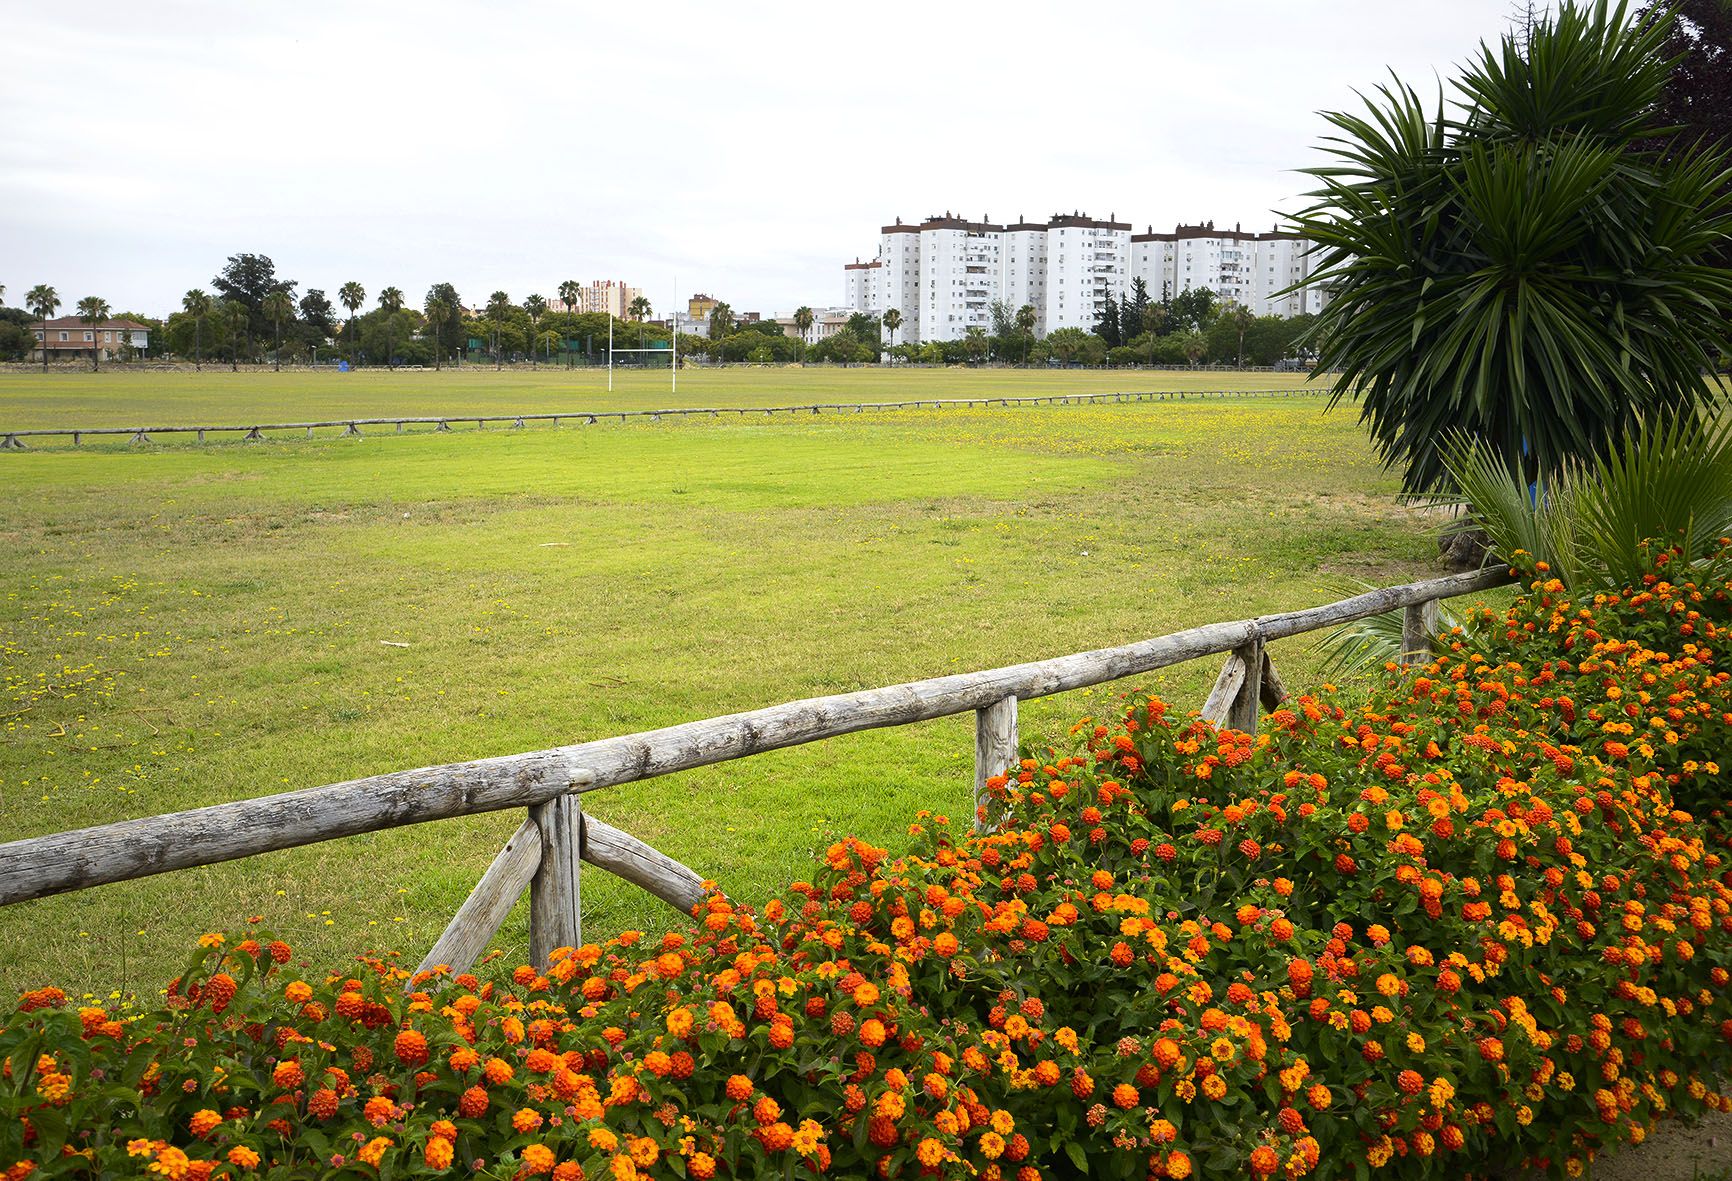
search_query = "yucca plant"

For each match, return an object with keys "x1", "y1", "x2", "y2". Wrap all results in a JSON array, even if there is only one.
[
  {"x1": 1327, "y1": 414, "x2": 1732, "y2": 671},
  {"x1": 1438, "y1": 415, "x2": 1732, "y2": 589},
  {"x1": 1291, "y1": 0, "x2": 1732, "y2": 495}
]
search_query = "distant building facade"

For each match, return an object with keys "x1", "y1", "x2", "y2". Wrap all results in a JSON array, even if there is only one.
[
  {"x1": 1129, "y1": 222, "x2": 1328, "y2": 318},
  {"x1": 841, "y1": 212, "x2": 1331, "y2": 343},
  {"x1": 551, "y1": 280, "x2": 645, "y2": 319},
  {"x1": 32, "y1": 317, "x2": 151, "y2": 361}
]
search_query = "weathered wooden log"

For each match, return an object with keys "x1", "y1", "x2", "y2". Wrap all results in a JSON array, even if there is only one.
[
  {"x1": 529, "y1": 795, "x2": 582, "y2": 966},
  {"x1": 1259, "y1": 651, "x2": 1290, "y2": 709},
  {"x1": 1227, "y1": 638, "x2": 1264, "y2": 733},
  {"x1": 413, "y1": 818, "x2": 541, "y2": 979},
  {"x1": 581, "y1": 815, "x2": 708, "y2": 914},
  {"x1": 1402, "y1": 600, "x2": 1441, "y2": 666},
  {"x1": 1200, "y1": 652, "x2": 1249, "y2": 727},
  {"x1": 0, "y1": 566, "x2": 1513, "y2": 908},
  {"x1": 974, "y1": 695, "x2": 1018, "y2": 832},
  {"x1": 1255, "y1": 567, "x2": 1508, "y2": 642},
  {"x1": 0, "y1": 765, "x2": 595, "y2": 906}
]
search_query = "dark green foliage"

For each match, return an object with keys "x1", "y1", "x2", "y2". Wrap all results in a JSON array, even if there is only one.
[
  {"x1": 1093, "y1": 293, "x2": 1122, "y2": 347},
  {"x1": 298, "y1": 290, "x2": 336, "y2": 337},
  {"x1": 1293, "y1": 0, "x2": 1732, "y2": 493}
]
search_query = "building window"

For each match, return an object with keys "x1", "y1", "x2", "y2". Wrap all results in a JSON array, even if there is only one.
[
  {"x1": 59, "y1": 331, "x2": 68, "y2": 341},
  {"x1": 84, "y1": 332, "x2": 93, "y2": 341}
]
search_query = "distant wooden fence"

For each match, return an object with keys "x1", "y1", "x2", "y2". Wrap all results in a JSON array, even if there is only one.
[
  {"x1": 0, "y1": 388, "x2": 1322, "y2": 449},
  {"x1": 0, "y1": 565, "x2": 1513, "y2": 977}
]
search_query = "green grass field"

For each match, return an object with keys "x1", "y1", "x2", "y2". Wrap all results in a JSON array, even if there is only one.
[
  {"x1": 0, "y1": 364, "x2": 1322, "y2": 430},
  {"x1": 0, "y1": 367, "x2": 1457, "y2": 999}
]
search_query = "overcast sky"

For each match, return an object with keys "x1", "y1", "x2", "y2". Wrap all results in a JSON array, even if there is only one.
[{"x1": 4, "y1": 0, "x2": 1518, "y2": 320}]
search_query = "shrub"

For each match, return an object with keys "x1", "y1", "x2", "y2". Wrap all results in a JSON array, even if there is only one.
[{"x1": 5, "y1": 548, "x2": 1732, "y2": 1180}]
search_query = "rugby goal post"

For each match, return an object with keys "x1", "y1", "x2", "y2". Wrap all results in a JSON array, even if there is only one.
[{"x1": 606, "y1": 283, "x2": 678, "y2": 395}]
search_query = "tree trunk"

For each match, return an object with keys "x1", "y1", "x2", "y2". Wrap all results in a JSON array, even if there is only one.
[
  {"x1": 195, "y1": 321, "x2": 202, "y2": 371},
  {"x1": 92, "y1": 332, "x2": 99, "y2": 372},
  {"x1": 274, "y1": 322, "x2": 281, "y2": 372}
]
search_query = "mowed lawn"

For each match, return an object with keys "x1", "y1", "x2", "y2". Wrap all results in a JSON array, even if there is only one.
[
  {"x1": 0, "y1": 364, "x2": 1322, "y2": 429},
  {"x1": 0, "y1": 370, "x2": 1451, "y2": 998}
]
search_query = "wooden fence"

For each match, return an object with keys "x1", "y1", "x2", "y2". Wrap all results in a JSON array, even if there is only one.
[
  {"x1": 0, "y1": 388, "x2": 1321, "y2": 449},
  {"x1": 0, "y1": 565, "x2": 1513, "y2": 978}
]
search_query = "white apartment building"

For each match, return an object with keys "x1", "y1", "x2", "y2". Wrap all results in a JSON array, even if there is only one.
[
  {"x1": 842, "y1": 260, "x2": 882, "y2": 316},
  {"x1": 878, "y1": 221, "x2": 921, "y2": 346},
  {"x1": 1130, "y1": 223, "x2": 1329, "y2": 317},
  {"x1": 1044, "y1": 213, "x2": 1131, "y2": 333},
  {"x1": 1252, "y1": 231, "x2": 1330, "y2": 317},
  {"x1": 913, "y1": 215, "x2": 1002, "y2": 342},
  {"x1": 842, "y1": 211, "x2": 1329, "y2": 345},
  {"x1": 998, "y1": 219, "x2": 1049, "y2": 336}
]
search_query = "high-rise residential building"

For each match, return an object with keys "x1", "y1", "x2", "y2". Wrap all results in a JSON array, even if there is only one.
[
  {"x1": 878, "y1": 220, "x2": 921, "y2": 346},
  {"x1": 1130, "y1": 222, "x2": 1329, "y2": 317},
  {"x1": 1044, "y1": 213, "x2": 1131, "y2": 333},
  {"x1": 842, "y1": 259, "x2": 882, "y2": 315},
  {"x1": 999, "y1": 219, "x2": 1049, "y2": 336},
  {"x1": 843, "y1": 211, "x2": 1330, "y2": 344},
  {"x1": 552, "y1": 279, "x2": 645, "y2": 319},
  {"x1": 916, "y1": 214, "x2": 1003, "y2": 342}
]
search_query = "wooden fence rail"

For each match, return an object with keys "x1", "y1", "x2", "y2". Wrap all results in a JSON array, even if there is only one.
[
  {"x1": 0, "y1": 388, "x2": 1321, "y2": 449},
  {"x1": 0, "y1": 564, "x2": 1514, "y2": 977}
]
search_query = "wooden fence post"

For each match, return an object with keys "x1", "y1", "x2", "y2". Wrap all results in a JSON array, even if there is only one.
[
  {"x1": 974, "y1": 695, "x2": 1018, "y2": 832},
  {"x1": 1202, "y1": 633, "x2": 1265, "y2": 733},
  {"x1": 529, "y1": 793, "x2": 582, "y2": 966},
  {"x1": 1227, "y1": 635, "x2": 1264, "y2": 733},
  {"x1": 1401, "y1": 600, "x2": 1440, "y2": 666}
]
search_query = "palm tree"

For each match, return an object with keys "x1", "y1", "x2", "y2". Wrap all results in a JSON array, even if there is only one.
[
  {"x1": 485, "y1": 291, "x2": 512, "y2": 369},
  {"x1": 523, "y1": 294, "x2": 546, "y2": 369},
  {"x1": 425, "y1": 296, "x2": 448, "y2": 371},
  {"x1": 262, "y1": 290, "x2": 294, "y2": 372},
  {"x1": 708, "y1": 301, "x2": 734, "y2": 340},
  {"x1": 426, "y1": 283, "x2": 460, "y2": 369},
  {"x1": 182, "y1": 289, "x2": 210, "y2": 370},
  {"x1": 26, "y1": 285, "x2": 58, "y2": 372},
  {"x1": 628, "y1": 295, "x2": 651, "y2": 351},
  {"x1": 1181, "y1": 331, "x2": 1207, "y2": 368},
  {"x1": 76, "y1": 296, "x2": 110, "y2": 371},
  {"x1": 1230, "y1": 304, "x2": 1254, "y2": 367},
  {"x1": 378, "y1": 287, "x2": 404, "y2": 369},
  {"x1": 557, "y1": 280, "x2": 581, "y2": 368},
  {"x1": 1013, "y1": 304, "x2": 1036, "y2": 364},
  {"x1": 338, "y1": 282, "x2": 365, "y2": 365},
  {"x1": 881, "y1": 308, "x2": 902, "y2": 354},
  {"x1": 223, "y1": 299, "x2": 245, "y2": 371},
  {"x1": 793, "y1": 306, "x2": 815, "y2": 344}
]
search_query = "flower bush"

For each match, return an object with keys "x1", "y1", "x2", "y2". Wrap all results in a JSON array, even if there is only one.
[{"x1": 5, "y1": 546, "x2": 1732, "y2": 1180}]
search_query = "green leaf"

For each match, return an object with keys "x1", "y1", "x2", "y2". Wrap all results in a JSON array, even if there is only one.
[{"x1": 1065, "y1": 1140, "x2": 1091, "y2": 1174}]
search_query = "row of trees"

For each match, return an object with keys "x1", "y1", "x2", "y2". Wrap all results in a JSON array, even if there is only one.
[
  {"x1": 0, "y1": 258, "x2": 674, "y2": 369},
  {"x1": 5, "y1": 257, "x2": 1313, "y2": 372}
]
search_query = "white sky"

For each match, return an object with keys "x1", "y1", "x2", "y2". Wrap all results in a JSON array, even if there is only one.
[{"x1": 3, "y1": 0, "x2": 1515, "y2": 320}]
